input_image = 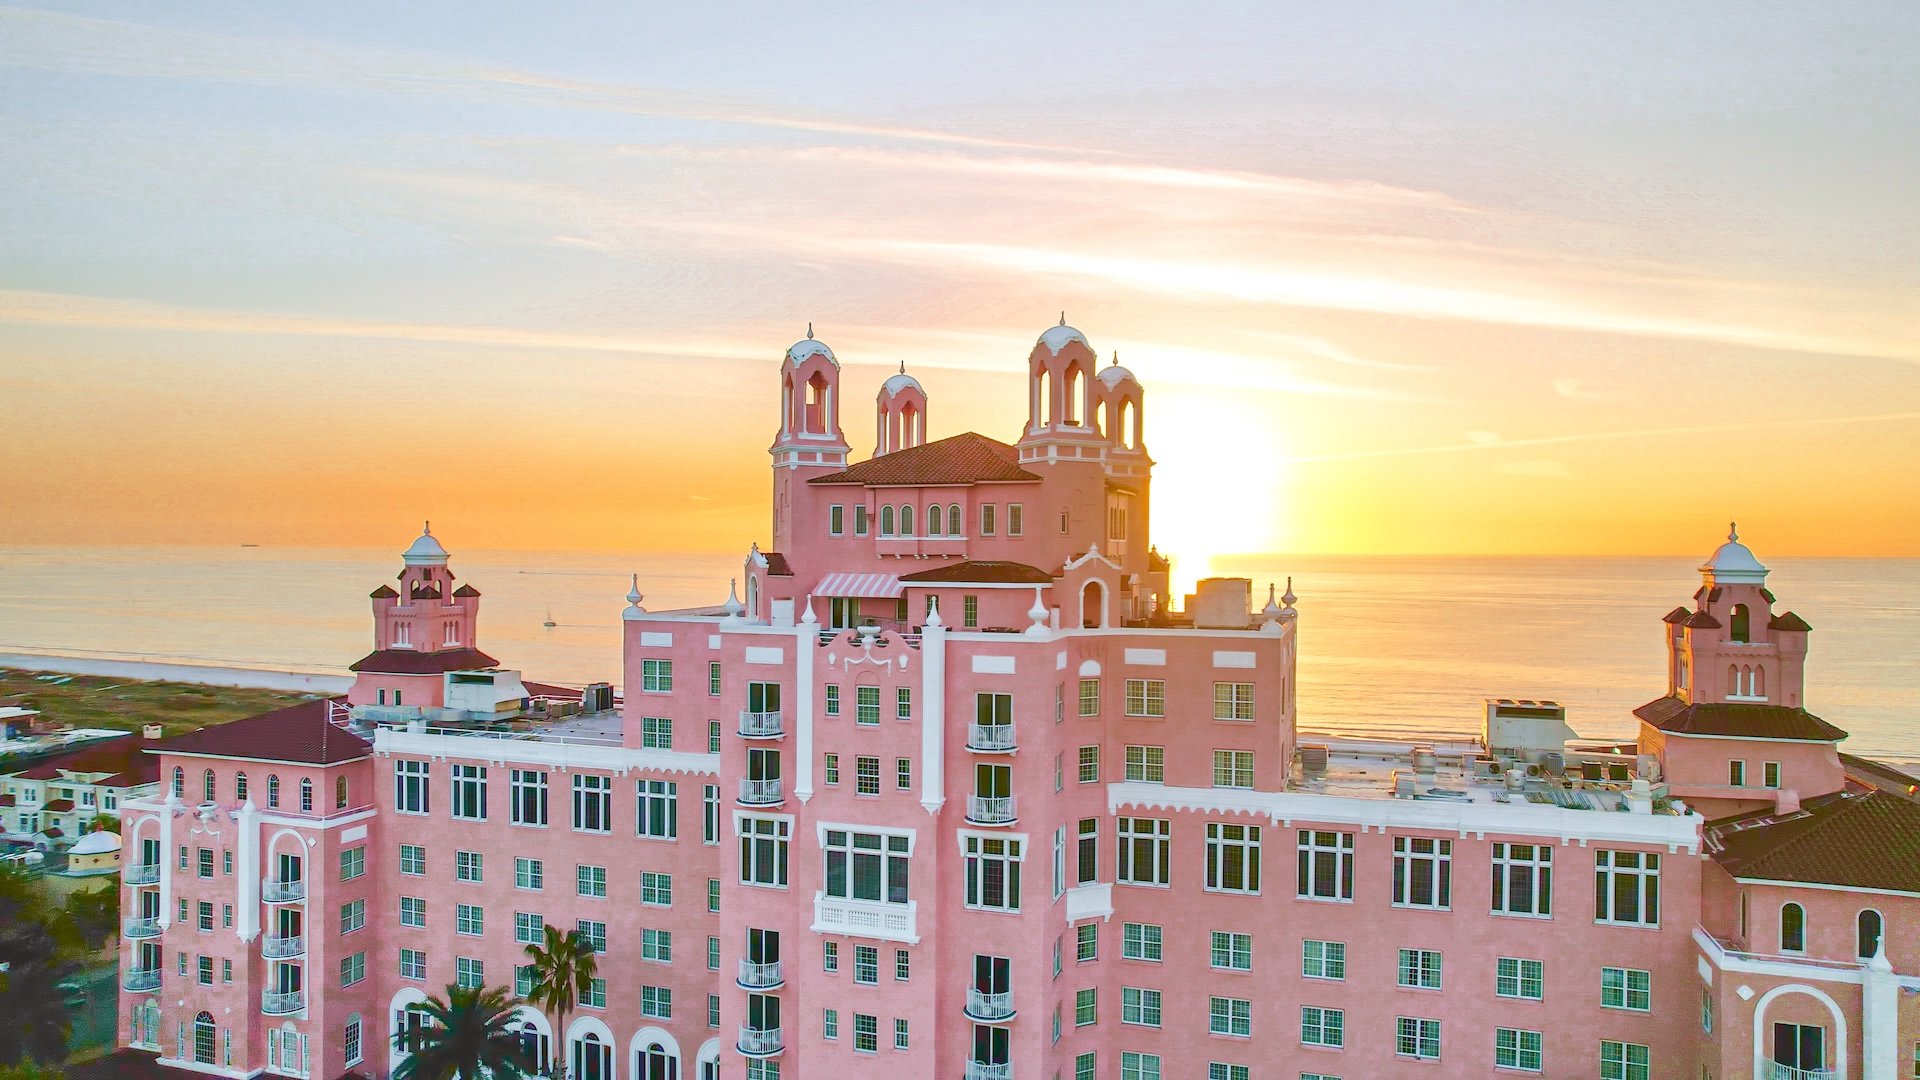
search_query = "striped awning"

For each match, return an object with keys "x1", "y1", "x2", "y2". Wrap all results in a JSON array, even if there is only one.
[{"x1": 816, "y1": 572, "x2": 904, "y2": 599}]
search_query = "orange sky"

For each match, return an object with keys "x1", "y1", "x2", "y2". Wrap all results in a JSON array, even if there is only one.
[{"x1": 3, "y1": 5, "x2": 1917, "y2": 566}]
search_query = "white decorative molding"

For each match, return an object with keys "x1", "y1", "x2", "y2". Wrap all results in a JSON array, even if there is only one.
[
  {"x1": 744, "y1": 647, "x2": 785, "y2": 666},
  {"x1": 1078, "y1": 659, "x2": 1102, "y2": 677},
  {"x1": 1124, "y1": 648, "x2": 1166, "y2": 666},
  {"x1": 811, "y1": 893, "x2": 919, "y2": 944},
  {"x1": 374, "y1": 730, "x2": 718, "y2": 776},
  {"x1": 640, "y1": 632, "x2": 674, "y2": 648},
  {"x1": 1212, "y1": 650, "x2": 1256, "y2": 669},
  {"x1": 972, "y1": 655, "x2": 1016, "y2": 675},
  {"x1": 1065, "y1": 882, "x2": 1114, "y2": 923}
]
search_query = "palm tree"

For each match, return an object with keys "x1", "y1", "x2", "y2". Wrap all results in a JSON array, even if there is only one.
[
  {"x1": 0, "y1": 866, "x2": 75, "y2": 1067},
  {"x1": 391, "y1": 984, "x2": 534, "y2": 1080},
  {"x1": 522, "y1": 926, "x2": 597, "y2": 1074}
]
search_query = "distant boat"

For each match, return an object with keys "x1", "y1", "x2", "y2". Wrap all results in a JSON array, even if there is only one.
[
  {"x1": 543, "y1": 606, "x2": 557, "y2": 628},
  {"x1": 240, "y1": 543, "x2": 260, "y2": 548}
]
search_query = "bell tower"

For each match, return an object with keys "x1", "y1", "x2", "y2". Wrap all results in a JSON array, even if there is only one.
[
  {"x1": 769, "y1": 330, "x2": 850, "y2": 556},
  {"x1": 1665, "y1": 524, "x2": 1809, "y2": 708},
  {"x1": 874, "y1": 363, "x2": 927, "y2": 457}
]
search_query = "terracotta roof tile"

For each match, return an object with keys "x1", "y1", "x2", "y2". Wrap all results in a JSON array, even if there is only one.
[
  {"x1": 43, "y1": 799, "x2": 74, "y2": 812},
  {"x1": 900, "y1": 560, "x2": 1055, "y2": 585},
  {"x1": 808, "y1": 432, "x2": 1039, "y2": 487},
  {"x1": 1683, "y1": 610, "x2": 1722, "y2": 629},
  {"x1": 452, "y1": 584, "x2": 481, "y2": 598},
  {"x1": 9, "y1": 737, "x2": 160, "y2": 785},
  {"x1": 349, "y1": 647, "x2": 499, "y2": 675},
  {"x1": 1709, "y1": 789, "x2": 1920, "y2": 893},
  {"x1": 369, "y1": 585, "x2": 398, "y2": 599},
  {"x1": 1662, "y1": 606, "x2": 1692, "y2": 624},
  {"x1": 0, "y1": 794, "x2": 12, "y2": 806},
  {"x1": 763, "y1": 552, "x2": 794, "y2": 577},
  {"x1": 1769, "y1": 611, "x2": 1812, "y2": 632},
  {"x1": 1634, "y1": 695, "x2": 1847, "y2": 741},
  {"x1": 156, "y1": 698, "x2": 370, "y2": 765}
]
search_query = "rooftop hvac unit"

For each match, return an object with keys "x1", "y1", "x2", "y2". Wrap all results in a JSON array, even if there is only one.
[
  {"x1": 582, "y1": 683, "x2": 615, "y2": 713},
  {"x1": 1537, "y1": 751, "x2": 1566, "y2": 776},
  {"x1": 1298, "y1": 744, "x2": 1329, "y2": 779}
]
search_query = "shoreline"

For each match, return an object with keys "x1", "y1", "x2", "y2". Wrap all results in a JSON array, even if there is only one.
[{"x1": 0, "y1": 652, "x2": 352, "y2": 695}]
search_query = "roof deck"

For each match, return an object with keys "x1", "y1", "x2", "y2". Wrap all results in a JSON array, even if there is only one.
[{"x1": 1294, "y1": 733, "x2": 1684, "y2": 815}]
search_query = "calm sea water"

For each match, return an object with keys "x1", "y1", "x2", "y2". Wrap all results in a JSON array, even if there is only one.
[{"x1": 1, "y1": 547, "x2": 1915, "y2": 760}]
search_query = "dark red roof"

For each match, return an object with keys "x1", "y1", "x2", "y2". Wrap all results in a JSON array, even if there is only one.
[
  {"x1": 410, "y1": 586, "x2": 443, "y2": 601},
  {"x1": 0, "y1": 794, "x2": 13, "y2": 806},
  {"x1": 523, "y1": 681, "x2": 580, "y2": 699},
  {"x1": 43, "y1": 799, "x2": 74, "y2": 812},
  {"x1": 1662, "y1": 606, "x2": 1691, "y2": 625},
  {"x1": 901, "y1": 560, "x2": 1054, "y2": 585},
  {"x1": 11, "y1": 736, "x2": 160, "y2": 785},
  {"x1": 1682, "y1": 610, "x2": 1721, "y2": 629},
  {"x1": 452, "y1": 584, "x2": 481, "y2": 597},
  {"x1": 1769, "y1": 611, "x2": 1812, "y2": 632},
  {"x1": 1709, "y1": 789, "x2": 1920, "y2": 894},
  {"x1": 42, "y1": 826, "x2": 62, "y2": 837},
  {"x1": 156, "y1": 698, "x2": 370, "y2": 765},
  {"x1": 349, "y1": 646, "x2": 499, "y2": 675},
  {"x1": 1634, "y1": 695, "x2": 1848, "y2": 741},
  {"x1": 1841, "y1": 754, "x2": 1920, "y2": 799},
  {"x1": 763, "y1": 552, "x2": 794, "y2": 577},
  {"x1": 808, "y1": 432, "x2": 1039, "y2": 487},
  {"x1": 369, "y1": 584, "x2": 398, "y2": 599}
]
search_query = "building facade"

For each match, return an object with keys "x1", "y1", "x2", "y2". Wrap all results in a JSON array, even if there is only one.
[{"x1": 116, "y1": 325, "x2": 1918, "y2": 1080}]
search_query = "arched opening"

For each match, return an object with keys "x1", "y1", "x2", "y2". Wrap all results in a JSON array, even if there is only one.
[
  {"x1": 636, "y1": 1041, "x2": 678, "y2": 1080},
  {"x1": 1728, "y1": 665, "x2": 1740, "y2": 695},
  {"x1": 202, "y1": 769, "x2": 216, "y2": 802},
  {"x1": 780, "y1": 375, "x2": 794, "y2": 435},
  {"x1": 900, "y1": 505, "x2": 915, "y2": 536},
  {"x1": 267, "y1": 774, "x2": 281, "y2": 809},
  {"x1": 171, "y1": 767, "x2": 184, "y2": 799},
  {"x1": 1780, "y1": 902, "x2": 1806, "y2": 952},
  {"x1": 1857, "y1": 909, "x2": 1883, "y2": 958},
  {"x1": 880, "y1": 506, "x2": 895, "y2": 536},
  {"x1": 1754, "y1": 666, "x2": 1766, "y2": 698},
  {"x1": 901, "y1": 402, "x2": 919, "y2": 449},
  {"x1": 336, "y1": 776, "x2": 349, "y2": 809},
  {"x1": 948, "y1": 505, "x2": 962, "y2": 535},
  {"x1": 1730, "y1": 603, "x2": 1751, "y2": 643},
  {"x1": 193, "y1": 1012, "x2": 216, "y2": 1065},
  {"x1": 1080, "y1": 580, "x2": 1107, "y2": 629},
  {"x1": 572, "y1": 1032, "x2": 612, "y2": 1080},
  {"x1": 746, "y1": 577, "x2": 760, "y2": 620},
  {"x1": 927, "y1": 505, "x2": 943, "y2": 536},
  {"x1": 1035, "y1": 369, "x2": 1052, "y2": 429},
  {"x1": 1065, "y1": 365, "x2": 1084, "y2": 425},
  {"x1": 299, "y1": 778, "x2": 313, "y2": 812},
  {"x1": 804, "y1": 371, "x2": 830, "y2": 434},
  {"x1": 1121, "y1": 396, "x2": 1139, "y2": 449}
]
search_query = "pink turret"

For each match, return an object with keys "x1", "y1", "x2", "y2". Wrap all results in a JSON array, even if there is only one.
[
  {"x1": 875, "y1": 363, "x2": 928, "y2": 457},
  {"x1": 346, "y1": 524, "x2": 496, "y2": 708}
]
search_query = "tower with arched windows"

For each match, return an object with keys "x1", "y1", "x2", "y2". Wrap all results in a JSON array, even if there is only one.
[
  {"x1": 348, "y1": 525, "x2": 497, "y2": 708},
  {"x1": 769, "y1": 333, "x2": 852, "y2": 562},
  {"x1": 874, "y1": 366, "x2": 927, "y2": 457}
]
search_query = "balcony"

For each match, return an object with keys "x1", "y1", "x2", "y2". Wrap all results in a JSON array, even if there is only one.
[
  {"x1": 811, "y1": 893, "x2": 919, "y2": 945},
  {"x1": 736, "y1": 1026, "x2": 783, "y2": 1058},
  {"x1": 966, "y1": 723, "x2": 1017, "y2": 753},
  {"x1": 964, "y1": 988, "x2": 1016, "y2": 1022},
  {"x1": 261, "y1": 879, "x2": 306, "y2": 903},
  {"x1": 261, "y1": 990, "x2": 306, "y2": 1016},
  {"x1": 738, "y1": 777, "x2": 784, "y2": 806},
  {"x1": 122, "y1": 968, "x2": 162, "y2": 992},
  {"x1": 262, "y1": 934, "x2": 306, "y2": 959},
  {"x1": 122, "y1": 917, "x2": 161, "y2": 939},
  {"x1": 965, "y1": 794, "x2": 1018, "y2": 826},
  {"x1": 736, "y1": 958, "x2": 784, "y2": 990},
  {"x1": 965, "y1": 1062, "x2": 1012, "y2": 1080},
  {"x1": 1765, "y1": 1065, "x2": 1835, "y2": 1080},
  {"x1": 738, "y1": 710, "x2": 784, "y2": 738},
  {"x1": 123, "y1": 863, "x2": 160, "y2": 886}
]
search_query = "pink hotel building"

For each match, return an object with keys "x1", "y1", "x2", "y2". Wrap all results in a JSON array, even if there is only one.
[{"x1": 113, "y1": 324, "x2": 1919, "y2": 1080}]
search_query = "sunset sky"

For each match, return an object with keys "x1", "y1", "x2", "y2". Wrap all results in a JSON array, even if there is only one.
[{"x1": 4, "y1": 2, "x2": 1918, "y2": 575}]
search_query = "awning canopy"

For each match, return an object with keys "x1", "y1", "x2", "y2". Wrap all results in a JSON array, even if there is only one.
[{"x1": 816, "y1": 572, "x2": 904, "y2": 599}]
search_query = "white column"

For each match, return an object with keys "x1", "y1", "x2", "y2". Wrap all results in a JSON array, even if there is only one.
[
  {"x1": 1862, "y1": 946, "x2": 1898, "y2": 1079},
  {"x1": 793, "y1": 618, "x2": 816, "y2": 803},
  {"x1": 920, "y1": 605, "x2": 947, "y2": 814},
  {"x1": 157, "y1": 796, "x2": 177, "y2": 926},
  {"x1": 235, "y1": 799, "x2": 260, "y2": 942}
]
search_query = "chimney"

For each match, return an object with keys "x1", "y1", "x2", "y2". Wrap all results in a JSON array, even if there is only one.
[
  {"x1": 1774, "y1": 788, "x2": 1801, "y2": 814},
  {"x1": 142, "y1": 724, "x2": 164, "y2": 741}
]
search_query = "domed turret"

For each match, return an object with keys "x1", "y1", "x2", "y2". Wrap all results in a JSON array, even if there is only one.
[
  {"x1": 882, "y1": 371, "x2": 924, "y2": 397},
  {"x1": 787, "y1": 336, "x2": 837, "y2": 366},
  {"x1": 874, "y1": 361, "x2": 928, "y2": 456},
  {"x1": 402, "y1": 522, "x2": 449, "y2": 567},
  {"x1": 1023, "y1": 314, "x2": 1100, "y2": 438},
  {"x1": 1700, "y1": 522, "x2": 1767, "y2": 585},
  {"x1": 1038, "y1": 321, "x2": 1090, "y2": 356}
]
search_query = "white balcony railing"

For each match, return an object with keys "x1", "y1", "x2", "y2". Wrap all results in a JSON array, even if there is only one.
[
  {"x1": 737, "y1": 958, "x2": 783, "y2": 989},
  {"x1": 966, "y1": 723, "x2": 1017, "y2": 752},
  {"x1": 736, "y1": 1026, "x2": 783, "y2": 1057},
  {"x1": 262, "y1": 934, "x2": 306, "y2": 959},
  {"x1": 261, "y1": 879, "x2": 306, "y2": 903},
  {"x1": 738, "y1": 710, "x2": 784, "y2": 738},
  {"x1": 738, "y1": 777, "x2": 784, "y2": 805},
  {"x1": 1765, "y1": 1064, "x2": 1835, "y2": 1080},
  {"x1": 965, "y1": 1062, "x2": 1012, "y2": 1080},
  {"x1": 122, "y1": 968, "x2": 162, "y2": 991},
  {"x1": 123, "y1": 863, "x2": 160, "y2": 885},
  {"x1": 965, "y1": 988, "x2": 1015, "y2": 1021},
  {"x1": 122, "y1": 917, "x2": 161, "y2": 939},
  {"x1": 811, "y1": 893, "x2": 918, "y2": 945},
  {"x1": 966, "y1": 794, "x2": 1018, "y2": 825},
  {"x1": 261, "y1": 990, "x2": 306, "y2": 1016}
]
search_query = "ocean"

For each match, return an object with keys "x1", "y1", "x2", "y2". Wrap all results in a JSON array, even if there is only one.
[{"x1": 1, "y1": 546, "x2": 1915, "y2": 761}]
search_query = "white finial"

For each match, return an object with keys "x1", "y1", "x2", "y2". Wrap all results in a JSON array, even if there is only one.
[
  {"x1": 923, "y1": 595, "x2": 943, "y2": 628},
  {"x1": 724, "y1": 578, "x2": 744, "y2": 616},
  {"x1": 799, "y1": 594, "x2": 818, "y2": 625},
  {"x1": 1261, "y1": 583, "x2": 1282, "y2": 620},
  {"x1": 1025, "y1": 585, "x2": 1050, "y2": 635},
  {"x1": 1282, "y1": 576, "x2": 1297, "y2": 609},
  {"x1": 627, "y1": 574, "x2": 643, "y2": 607},
  {"x1": 1868, "y1": 934, "x2": 1893, "y2": 973},
  {"x1": 1729, "y1": 521, "x2": 1738, "y2": 542}
]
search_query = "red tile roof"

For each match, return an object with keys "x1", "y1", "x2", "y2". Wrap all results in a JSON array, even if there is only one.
[
  {"x1": 43, "y1": 799, "x2": 74, "y2": 812},
  {"x1": 156, "y1": 698, "x2": 370, "y2": 765},
  {"x1": 10, "y1": 736, "x2": 160, "y2": 786},
  {"x1": 1709, "y1": 788, "x2": 1920, "y2": 894},
  {"x1": 901, "y1": 560, "x2": 1055, "y2": 585},
  {"x1": 1769, "y1": 611, "x2": 1812, "y2": 632},
  {"x1": 1682, "y1": 610, "x2": 1721, "y2": 629},
  {"x1": 349, "y1": 646, "x2": 499, "y2": 675},
  {"x1": 452, "y1": 584, "x2": 481, "y2": 597},
  {"x1": 369, "y1": 585, "x2": 398, "y2": 599},
  {"x1": 764, "y1": 552, "x2": 794, "y2": 577},
  {"x1": 1662, "y1": 606, "x2": 1691, "y2": 624},
  {"x1": 0, "y1": 794, "x2": 13, "y2": 806},
  {"x1": 522, "y1": 681, "x2": 580, "y2": 699},
  {"x1": 808, "y1": 432, "x2": 1039, "y2": 487},
  {"x1": 1634, "y1": 695, "x2": 1848, "y2": 742}
]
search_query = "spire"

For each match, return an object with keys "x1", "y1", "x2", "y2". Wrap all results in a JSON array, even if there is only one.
[
  {"x1": 723, "y1": 578, "x2": 744, "y2": 617},
  {"x1": 899, "y1": 360, "x2": 906, "y2": 375},
  {"x1": 1111, "y1": 350, "x2": 1119, "y2": 367},
  {"x1": 1059, "y1": 311, "x2": 1066, "y2": 326},
  {"x1": 1261, "y1": 583, "x2": 1282, "y2": 621},
  {"x1": 423, "y1": 520, "x2": 431, "y2": 535},
  {"x1": 806, "y1": 322, "x2": 814, "y2": 340},
  {"x1": 1282, "y1": 576, "x2": 1297, "y2": 611},
  {"x1": 1729, "y1": 521, "x2": 1739, "y2": 543}
]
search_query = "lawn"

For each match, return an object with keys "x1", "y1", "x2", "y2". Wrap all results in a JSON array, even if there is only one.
[{"x1": 0, "y1": 669, "x2": 320, "y2": 738}]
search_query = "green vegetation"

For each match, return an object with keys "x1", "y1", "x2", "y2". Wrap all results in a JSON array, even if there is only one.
[
  {"x1": 0, "y1": 669, "x2": 316, "y2": 739},
  {"x1": 392, "y1": 985, "x2": 537, "y2": 1080},
  {"x1": 0, "y1": 865, "x2": 80, "y2": 1067},
  {"x1": 521, "y1": 926, "x2": 598, "y2": 1068}
]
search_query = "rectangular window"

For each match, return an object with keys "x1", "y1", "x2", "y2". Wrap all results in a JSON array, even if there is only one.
[
  {"x1": 1078, "y1": 745, "x2": 1100, "y2": 783},
  {"x1": 1076, "y1": 922, "x2": 1098, "y2": 962},
  {"x1": 1077, "y1": 817, "x2": 1099, "y2": 884},
  {"x1": 854, "y1": 945, "x2": 878, "y2": 984},
  {"x1": 823, "y1": 941, "x2": 838, "y2": 973},
  {"x1": 1121, "y1": 986, "x2": 1162, "y2": 1027},
  {"x1": 400, "y1": 896, "x2": 426, "y2": 928},
  {"x1": 980, "y1": 504, "x2": 996, "y2": 536},
  {"x1": 963, "y1": 595, "x2": 979, "y2": 628},
  {"x1": 514, "y1": 912, "x2": 544, "y2": 944},
  {"x1": 1209, "y1": 996, "x2": 1251, "y2": 1038},
  {"x1": 1491, "y1": 842, "x2": 1553, "y2": 917},
  {"x1": 1210, "y1": 930, "x2": 1252, "y2": 971},
  {"x1": 399, "y1": 948, "x2": 425, "y2": 980},
  {"x1": 575, "y1": 920, "x2": 606, "y2": 954},
  {"x1": 708, "y1": 878, "x2": 720, "y2": 912},
  {"x1": 197, "y1": 955, "x2": 212, "y2": 984},
  {"x1": 1397, "y1": 948, "x2": 1442, "y2": 989},
  {"x1": 582, "y1": 978, "x2": 606, "y2": 1009},
  {"x1": 197, "y1": 901, "x2": 213, "y2": 931},
  {"x1": 455, "y1": 957, "x2": 483, "y2": 989},
  {"x1": 1595, "y1": 850, "x2": 1661, "y2": 927},
  {"x1": 1079, "y1": 678, "x2": 1100, "y2": 716},
  {"x1": 1601, "y1": 1040, "x2": 1651, "y2": 1080},
  {"x1": 1075, "y1": 988, "x2": 1097, "y2": 1026},
  {"x1": 1212, "y1": 750, "x2": 1255, "y2": 789},
  {"x1": 1392, "y1": 836, "x2": 1452, "y2": 909},
  {"x1": 340, "y1": 846, "x2": 366, "y2": 881},
  {"x1": 703, "y1": 785, "x2": 719, "y2": 844},
  {"x1": 640, "y1": 715, "x2": 673, "y2": 750},
  {"x1": 1396, "y1": 1016, "x2": 1441, "y2": 1060},
  {"x1": 856, "y1": 686, "x2": 881, "y2": 726},
  {"x1": 1117, "y1": 816, "x2": 1170, "y2": 886},
  {"x1": 641, "y1": 928, "x2": 672, "y2": 963},
  {"x1": 395, "y1": 760, "x2": 430, "y2": 814},
  {"x1": 572, "y1": 774, "x2": 612, "y2": 833},
  {"x1": 739, "y1": 816, "x2": 789, "y2": 888},
  {"x1": 1205, "y1": 822, "x2": 1261, "y2": 893},
  {"x1": 1303, "y1": 939, "x2": 1345, "y2": 980},
  {"x1": 1297, "y1": 830, "x2": 1355, "y2": 901},
  {"x1": 1007, "y1": 503, "x2": 1024, "y2": 536},
  {"x1": 399, "y1": 844, "x2": 425, "y2": 876},
  {"x1": 340, "y1": 898, "x2": 366, "y2": 935},
  {"x1": 822, "y1": 1008, "x2": 838, "y2": 1040},
  {"x1": 640, "y1": 985, "x2": 671, "y2": 1020},
  {"x1": 1124, "y1": 679, "x2": 1166, "y2": 717},
  {"x1": 640, "y1": 658, "x2": 673, "y2": 693},
  {"x1": 854, "y1": 505, "x2": 869, "y2": 536},
  {"x1": 636, "y1": 779, "x2": 678, "y2": 838},
  {"x1": 1301, "y1": 1006, "x2": 1344, "y2": 1047},
  {"x1": 1497, "y1": 1028, "x2": 1544, "y2": 1072},
  {"x1": 1212, "y1": 682, "x2": 1255, "y2": 720},
  {"x1": 707, "y1": 936, "x2": 720, "y2": 971},
  {"x1": 1498, "y1": 957, "x2": 1545, "y2": 1000},
  {"x1": 1601, "y1": 967, "x2": 1652, "y2": 1011},
  {"x1": 515, "y1": 964, "x2": 535, "y2": 998},
  {"x1": 1729, "y1": 760, "x2": 1747, "y2": 786},
  {"x1": 856, "y1": 756, "x2": 880, "y2": 795},
  {"x1": 853, "y1": 1013, "x2": 877, "y2": 1054},
  {"x1": 1123, "y1": 745, "x2": 1165, "y2": 783},
  {"x1": 576, "y1": 864, "x2": 607, "y2": 898},
  {"x1": 1120, "y1": 1052, "x2": 1160, "y2": 1080},
  {"x1": 895, "y1": 948, "x2": 910, "y2": 981},
  {"x1": 515, "y1": 857, "x2": 543, "y2": 891},
  {"x1": 641, "y1": 871, "x2": 672, "y2": 907},
  {"x1": 456, "y1": 850, "x2": 482, "y2": 882},
  {"x1": 962, "y1": 833, "x2": 1023, "y2": 911},
  {"x1": 451, "y1": 764, "x2": 487, "y2": 821},
  {"x1": 829, "y1": 505, "x2": 844, "y2": 536},
  {"x1": 455, "y1": 903, "x2": 483, "y2": 937},
  {"x1": 1764, "y1": 761, "x2": 1782, "y2": 789},
  {"x1": 1122, "y1": 922, "x2": 1162, "y2": 962},
  {"x1": 824, "y1": 753, "x2": 839, "y2": 785},
  {"x1": 896, "y1": 757, "x2": 912, "y2": 790},
  {"x1": 709, "y1": 661, "x2": 722, "y2": 696},
  {"x1": 1075, "y1": 1053, "x2": 1096, "y2": 1080},
  {"x1": 825, "y1": 684, "x2": 840, "y2": 716},
  {"x1": 895, "y1": 686, "x2": 911, "y2": 720}
]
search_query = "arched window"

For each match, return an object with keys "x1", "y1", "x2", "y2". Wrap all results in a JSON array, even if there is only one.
[
  {"x1": 1858, "y1": 909, "x2": 1883, "y2": 959},
  {"x1": 880, "y1": 506, "x2": 895, "y2": 536},
  {"x1": 267, "y1": 775, "x2": 280, "y2": 809},
  {"x1": 1066, "y1": 366, "x2": 1084, "y2": 425},
  {"x1": 193, "y1": 1012, "x2": 216, "y2": 1064},
  {"x1": 1728, "y1": 665, "x2": 1739, "y2": 694},
  {"x1": 203, "y1": 769, "x2": 216, "y2": 802},
  {"x1": 1780, "y1": 902, "x2": 1805, "y2": 952},
  {"x1": 948, "y1": 505, "x2": 962, "y2": 535},
  {"x1": 171, "y1": 767, "x2": 184, "y2": 799},
  {"x1": 927, "y1": 505, "x2": 943, "y2": 536},
  {"x1": 1730, "y1": 603, "x2": 1750, "y2": 642},
  {"x1": 638, "y1": 1041, "x2": 678, "y2": 1080},
  {"x1": 900, "y1": 505, "x2": 915, "y2": 536},
  {"x1": 746, "y1": 576, "x2": 759, "y2": 618},
  {"x1": 235, "y1": 772, "x2": 248, "y2": 802},
  {"x1": 299, "y1": 778, "x2": 313, "y2": 813},
  {"x1": 572, "y1": 1033, "x2": 611, "y2": 1080},
  {"x1": 1754, "y1": 666, "x2": 1766, "y2": 698},
  {"x1": 335, "y1": 776, "x2": 349, "y2": 809}
]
